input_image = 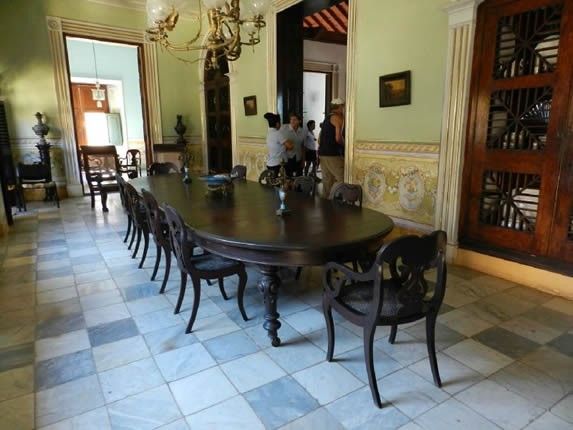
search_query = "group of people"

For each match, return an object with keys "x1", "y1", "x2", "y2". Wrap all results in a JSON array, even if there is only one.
[{"x1": 264, "y1": 98, "x2": 345, "y2": 198}]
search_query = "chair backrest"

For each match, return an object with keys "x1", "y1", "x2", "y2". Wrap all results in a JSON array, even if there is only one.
[
  {"x1": 125, "y1": 149, "x2": 141, "y2": 165},
  {"x1": 258, "y1": 169, "x2": 276, "y2": 186},
  {"x1": 148, "y1": 162, "x2": 179, "y2": 176},
  {"x1": 115, "y1": 172, "x2": 128, "y2": 208},
  {"x1": 293, "y1": 175, "x2": 315, "y2": 196},
  {"x1": 371, "y1": 230, "x2": 447, "y2": 317},
  {"x1": 81, "y1": 145, "x2": 121, "y2": 190},
  {"x1": 330, "y1": 182, "x2": 363, "y2": 207},
  {"x1": 230, "y1": 165, "x2": 247, "y2": 179},
  {"x1": 162, "y1": 203, "x2": 193, "y2": 274},
  {"x1": 124, "y1": 182, "x2": 146, "y2": 227},
  {"x1": 141, "y1": 188, "x2": 169, "y2": 246},
  {"x1": 17, "y1": 163, "x2": 51, "y2": 183}
]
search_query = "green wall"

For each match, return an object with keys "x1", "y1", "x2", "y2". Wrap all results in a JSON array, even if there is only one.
[
  {"x1": 0, "y1": 0, "x2": 201, "y2": 143},
  {"x1": 354, "y1": 0, "x2": 448, "y2": 143}
]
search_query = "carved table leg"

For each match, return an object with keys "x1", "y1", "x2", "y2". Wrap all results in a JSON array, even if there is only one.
[{"x1": 258, "y1": 265, "x2": 282, "y2": 347}]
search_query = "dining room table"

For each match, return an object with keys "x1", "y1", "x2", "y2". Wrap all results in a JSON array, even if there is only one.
[{"x1": 128, "y1": 173, "x2": 394, "y2": 346}]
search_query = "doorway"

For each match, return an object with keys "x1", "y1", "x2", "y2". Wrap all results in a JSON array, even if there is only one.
[
  {"x1": 65, "y1": 37, "x2": 147, "y2": 193},
  {"x1": 204, "y1": 53, "x2": 232, "y2": 173}
]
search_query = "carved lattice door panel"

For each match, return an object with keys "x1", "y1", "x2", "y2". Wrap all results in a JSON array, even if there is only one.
[{"x1": 460, "y1": 0, "x2": 573, "y2": 265}]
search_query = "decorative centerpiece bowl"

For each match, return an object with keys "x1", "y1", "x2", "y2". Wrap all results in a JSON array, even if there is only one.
[{"x1": 199, "y1": 174, "x2": 234, "y2": 196}]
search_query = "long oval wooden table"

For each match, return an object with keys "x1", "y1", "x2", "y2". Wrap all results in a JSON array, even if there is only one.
[{"x1": 129, "y1": 174, "x2": 394, "y2": 346}]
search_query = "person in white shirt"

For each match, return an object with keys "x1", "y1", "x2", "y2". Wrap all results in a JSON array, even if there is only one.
[
  {"x1": 264, "y1": 112, "x2": 292, "y2": 175},
  {"x1": 303, "y1": 120, "x2": 318, "y2": 177},
  {"x1": 281, "y1": 113, "x2": 305, "y2": 177}
]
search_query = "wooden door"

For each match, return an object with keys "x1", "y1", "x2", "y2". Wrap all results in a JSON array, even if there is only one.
[
  {"x1": 71, "y1": 83, "x2": 110, "y2": 149},
  {"x1": 460, "y1": 0, "x2": 573, "y2": 267},
  {"x1": 205, "y1": 60, "x2": 231, "y2": 173}
]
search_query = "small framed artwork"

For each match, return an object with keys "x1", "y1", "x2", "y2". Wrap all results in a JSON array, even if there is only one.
[
  {"x1": 379, "y1": 71, "x2": 411, "y2": 108},
  {"x1": 243, "y1": 96, "x2": 257, "y2": 116}
]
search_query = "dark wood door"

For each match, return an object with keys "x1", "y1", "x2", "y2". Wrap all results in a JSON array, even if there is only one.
[
  {"x1": 205, "y1": 68, "x2": 231, "y2": 173},
  {"x1": 71, "y1": 83, "x2": 110, "y2": 150},
  {"x1": 460, "y1": 0, "x2": 573, "y2": 266}
]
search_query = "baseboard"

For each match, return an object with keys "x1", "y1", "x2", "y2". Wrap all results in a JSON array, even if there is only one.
[{"x1": 66, "y1": 184, "x2": 83, "y2": 197}]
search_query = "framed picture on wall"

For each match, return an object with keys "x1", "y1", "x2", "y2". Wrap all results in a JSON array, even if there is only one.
[
  {"x1": 243, "y1": 96, "x2": 257, "y2": 116},
  {"x1": 379, "y1": 71, "x2": 411, "y2": 107}
]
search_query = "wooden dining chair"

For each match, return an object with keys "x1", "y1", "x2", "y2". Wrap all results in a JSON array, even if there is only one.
[
  {"x1": 258, "y1": 169, "x2": 276, "y2": 186},
  {"x1": 148, "y1": 161, "x2": 179, "y2": 176},
  {"x1": 141, "y1": 189, "x2": 172, "y2": 293},
  {"x1": 230, "y1": 164, "x2": 247, "y2": 179},
  {"x1": 322, "y1": 230, "x2": 448, "y2": 408},
  {"x1": 330, "y1": 182, "x2": 363, "y2": 207},
  {"x1": 81, "y1": 145, "x2": 121, "y2": 212},
  {"x1": 293, "y1": 175, "x2": 316, "y2": 196},
  {"x1": 162, "y1": 204, "x2": 249, "y2": 333},
  {"x1": 115, "y1": 173, "x2": 133, "y2": 245},
  {"x1": 124, "y1": 182, "x2": 150, "y2": 268}
]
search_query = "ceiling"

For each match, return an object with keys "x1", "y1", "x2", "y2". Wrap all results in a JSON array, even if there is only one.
[{"x1": 303, "y1": 1, "x2": 348, "y2": 45}]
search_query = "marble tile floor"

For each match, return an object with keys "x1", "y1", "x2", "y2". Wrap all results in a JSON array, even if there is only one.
[{"x1": 1, "y1": 196, "x2": 572, "y2": 429}]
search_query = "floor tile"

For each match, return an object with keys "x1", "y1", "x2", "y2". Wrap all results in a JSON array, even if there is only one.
[
  {"x1": 79, "y1": 289, "x2": 124, "y2": 311},
  {"x1": 244, "y1": 376, "x2": 319, "y2": 429},
  {"x1": 0, "y1": 323, "x2": 35, "y2": 349},
  {"x1": 84, "y1": 302, "x2": 130, "y2": 327},
  {"x1": 221, "y1": 351, "x2": 286, "y2": 393},
  {"x1": 548, "y1": 333, "x2": 573, "y2": 358},
  {"x1": 456, "y1": 379, "x2": 545, "y2": 429},
  {"x1": 125, "y1": 294, "x2": 171, "y2": 316},
  {"x1": 36, "y1": 375, "x2": 105, "y2": 427},
  {"x1": 0, "y1": 343, "x2": 34, "y2": 373},
  {"x1": 191, "y1": 312, "x2": 241, "y2": 341},
  {"x1": 76, "y1": 279, "x2": 117, "y2": 297},
  {"x1": 473, "y1": 326, "x2": 541, "y2": 359},
  {"x1": 186, "y1": 395, "x2": 265, "y2": 430},
  {"x1": 283, "y1": 308, "x2": 326, "y2": 335},
  {"x1": 92, "y1": 335, "x2": 150, "y2": 372},
  {"x1": 0, "y1": 393, "x2": 34, "y2": 430},
  {"x1": 404, "y1": 322, "x2": 466, "y2": 352},
  {"x1": 37, "y1": 286, "x2": 77, "y2": 305},
  {"x1": 524, "y1": 412, "x2": 573, "y2": 430},
  {"x1": 551, "y1": 394, "x2": 573, "y2": 424},
  {"x1": 143, "y1": 323, "x2": 198, "y2": 355},
  {"x1": 38, "y1": 407, "x2": 111, "y2": 430},
  {"x1": 0, "y1": 365, "x2": 34, "y2": 402},
  {"x1": 266, "y1": 334, "x2": 325, "y2": 374},
  {"x1": 490, "y1": 361, "x2": 568, "y2": 409},
  {"x1": 326, "y1": 386, "x2": 410, "y2": 429},
  {"x1": 543, "y1": 297, "x2": 573, "y2": 316},
  {"x1": 169, "y1": 367, "x2": 237, "y2": 415},
  {"x1": 521, "y1": 306, "x2": 573, "y2": 332},
  {"x1": 293, "y1": 361, "x2": 363, "y2": 405},
  {"x1": 443, "y1": 339, "x2": 513, "y2": 376},
  {"x1": 521, "y1": 346, "x2": 573, "y2": 390},
  {"x1": 155, "y1": 343, "x2": 216, "y2": 382},
  {"x1": 36, "y1": 349, "x2": 95, "y2": 391},
  {"x1": 415, "y1": 397, "x2": 499, "y2": 430},
  {"x1": 36, "y1": 329, "x2": 90, "y2": 362},
  {"x1": 499, "y1": 315, "x2": 561, "y2": 344},
  {"x1": 87, "y1": 317, "x2": 139, "y2": 347},
  {"x1": 156, "y1": 419, "x2": 190, "y2": 430},
  {"x1": 278, "y1": 408, "x2": 344, "y2": 430},
  {"x1": 203, "y1": 330, "x2": 259, "y2": 363},
  {"x1": 107, "y1": 385, "x2": 181, "y2": 430},
  {"x1": 438, "y1": 308, "x2": 493, "y2": 337},
  {"x1": 133, "y1": 308, "x2": 184, "y2": 334},
  {"x1": 37, "y1": 312, "x2": 86, "y2": 339},
  {"x1": 375, "y1": 368, "x2": 449, "y2": 419},
  {"x1": 375, "y1": 331, "x2": 430, "y2": 367}
]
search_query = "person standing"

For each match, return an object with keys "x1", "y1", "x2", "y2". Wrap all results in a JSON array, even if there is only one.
[
  {"x1": 318, "y1": 98, "x2": 345, "y2": 198},
  {"x1": 264, "y1": 112, "x2": 292, "y2": 176},
  {"x1": 282, "y1": 113, "x2": 305, "y2": 177},
  {"x1": 303, "y1": 120, "x2": 318, "y2": 177}
]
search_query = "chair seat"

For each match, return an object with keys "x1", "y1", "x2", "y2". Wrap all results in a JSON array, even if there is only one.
[
  {"x1": 192, "y1": 254, "x2": 242, "y2": 273},
  {"x1": 20, "y1": 181, "x2": 57, "y2": 189},
  {"x1": 338, "y1": 280, "x2": 430, "y2": 320}
]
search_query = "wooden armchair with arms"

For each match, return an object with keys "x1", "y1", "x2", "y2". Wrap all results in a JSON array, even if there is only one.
[{"x1": 81, "y1": 145, "x2": 121, "y2": 212}]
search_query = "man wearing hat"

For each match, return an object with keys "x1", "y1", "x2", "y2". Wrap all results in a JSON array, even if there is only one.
[{"x1": 318, "y1": 98, "x2": 345, "y2": 198}]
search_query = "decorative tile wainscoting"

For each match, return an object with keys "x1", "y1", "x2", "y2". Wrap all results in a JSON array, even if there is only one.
[
  {"x1": 352, "y1": 141, "x2": 440, "y2": 229},
  {"x1": 236, "y1": 137, "x2": 267, "y2": 182}
]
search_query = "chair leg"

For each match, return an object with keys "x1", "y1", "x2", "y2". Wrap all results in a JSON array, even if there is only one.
[
  {"x1": 295, "y1": 266, "x2": 302, "y2": 280},
  {"x1": 53, "y1": 186, "x2": 60, "y2": 208},
  {"x1": 364, "y1": 325, "x2": 382, "y2": 408},
  {"x1": 132, "y1": 228, "x2": 142, "y2": 258},
  {"x1": 101, "y1": 190, "x2": 109, "y2": 212},
  {"x1": 123, "y1": 216, "x2": 132, "y2": 243},
  {"x1": 388, "y1": 324, "x2": 398, "y2": 344},
  {"x1": 322, "y1": 298, "x2": 335, "y2": 361},
  {"x1": 174, "y1": 271, "x2": 187, "y2": 314},
  {"x1": 217, "y1": 277, "x2": 229, "y2": 300},
  {"x1": 90, "y1": 192, "x2": 95, "y2": 209},
  {"x1": 138, "y1": 231, "x2": 149, "y2": 268},
  {"x1": 159, "y1": 249, "x2": 171, "y2": 294},
  {"x1": 237, "y1": 269, "x2": 248, "y2": 321},
  {"x1": 426, "y1": 313, "x2": 442, "y2": 387},
  {"x1": 128, "y1": 220, "x2": 137, "y2": 249},
  {"x1": 185, "y1": 276, "x2": 202, "y2": 333},
  {"x1": 151, "y1": 245, "x2": 161, "y2": 281}
]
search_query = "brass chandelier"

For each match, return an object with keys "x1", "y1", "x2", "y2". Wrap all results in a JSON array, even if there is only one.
[{"x1": 146, "y1": 0, "x2": 270, "y2": 69}]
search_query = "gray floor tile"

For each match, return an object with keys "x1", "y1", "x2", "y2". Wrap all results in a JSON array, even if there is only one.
[
  {"x1": 244, "y1": 376, "x2": 319, "y2": 429},
  {"x1": 203, "y1": 330, "x2": 260, "y2": 363},
  {"x1": 87, "y1": 317, "x2": 139, "y2": 347},
  {"x1": 143, "y1": 324, "x2": 198, "y2": 355},
  {"x1": 473, "y1": 326, "x2": 541, "y2": 359},
  {"x1": 521, "y1": 306, "x2": 573, "y2": 332},
  {"x1": 0, "y1": 343, "x2": 34, "y2": 373},
  {"x1": 35, "y1": 349, "x2": 96, "y2": 391},
  {"x1": 548, "y1": 333, "x2": 573, "y2": 358},
  {"x1": 37, "y1": 312, "x2": 86, "y2": 339}
]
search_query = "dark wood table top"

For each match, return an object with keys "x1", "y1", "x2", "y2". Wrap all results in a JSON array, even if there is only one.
[{"x1": 129, "y1": 174, "x2": 394, "y2": 266}]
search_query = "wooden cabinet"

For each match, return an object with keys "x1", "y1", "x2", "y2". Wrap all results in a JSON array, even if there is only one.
[{"x1": 460, "y1": 0, "x2": 573, "y2": 268}]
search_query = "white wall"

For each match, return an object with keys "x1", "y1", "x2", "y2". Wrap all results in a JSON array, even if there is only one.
[{"x1": 303, "y1": 40, "x2": 347, "y2": 99}]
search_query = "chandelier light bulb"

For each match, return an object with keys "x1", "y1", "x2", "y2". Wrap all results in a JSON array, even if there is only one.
[
  {"x1": 246, "y1": 0, "x2": 270, "y2": 16},
  {"x1": 147, "y1": 0, "x2": 172, "y2": 26}
]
